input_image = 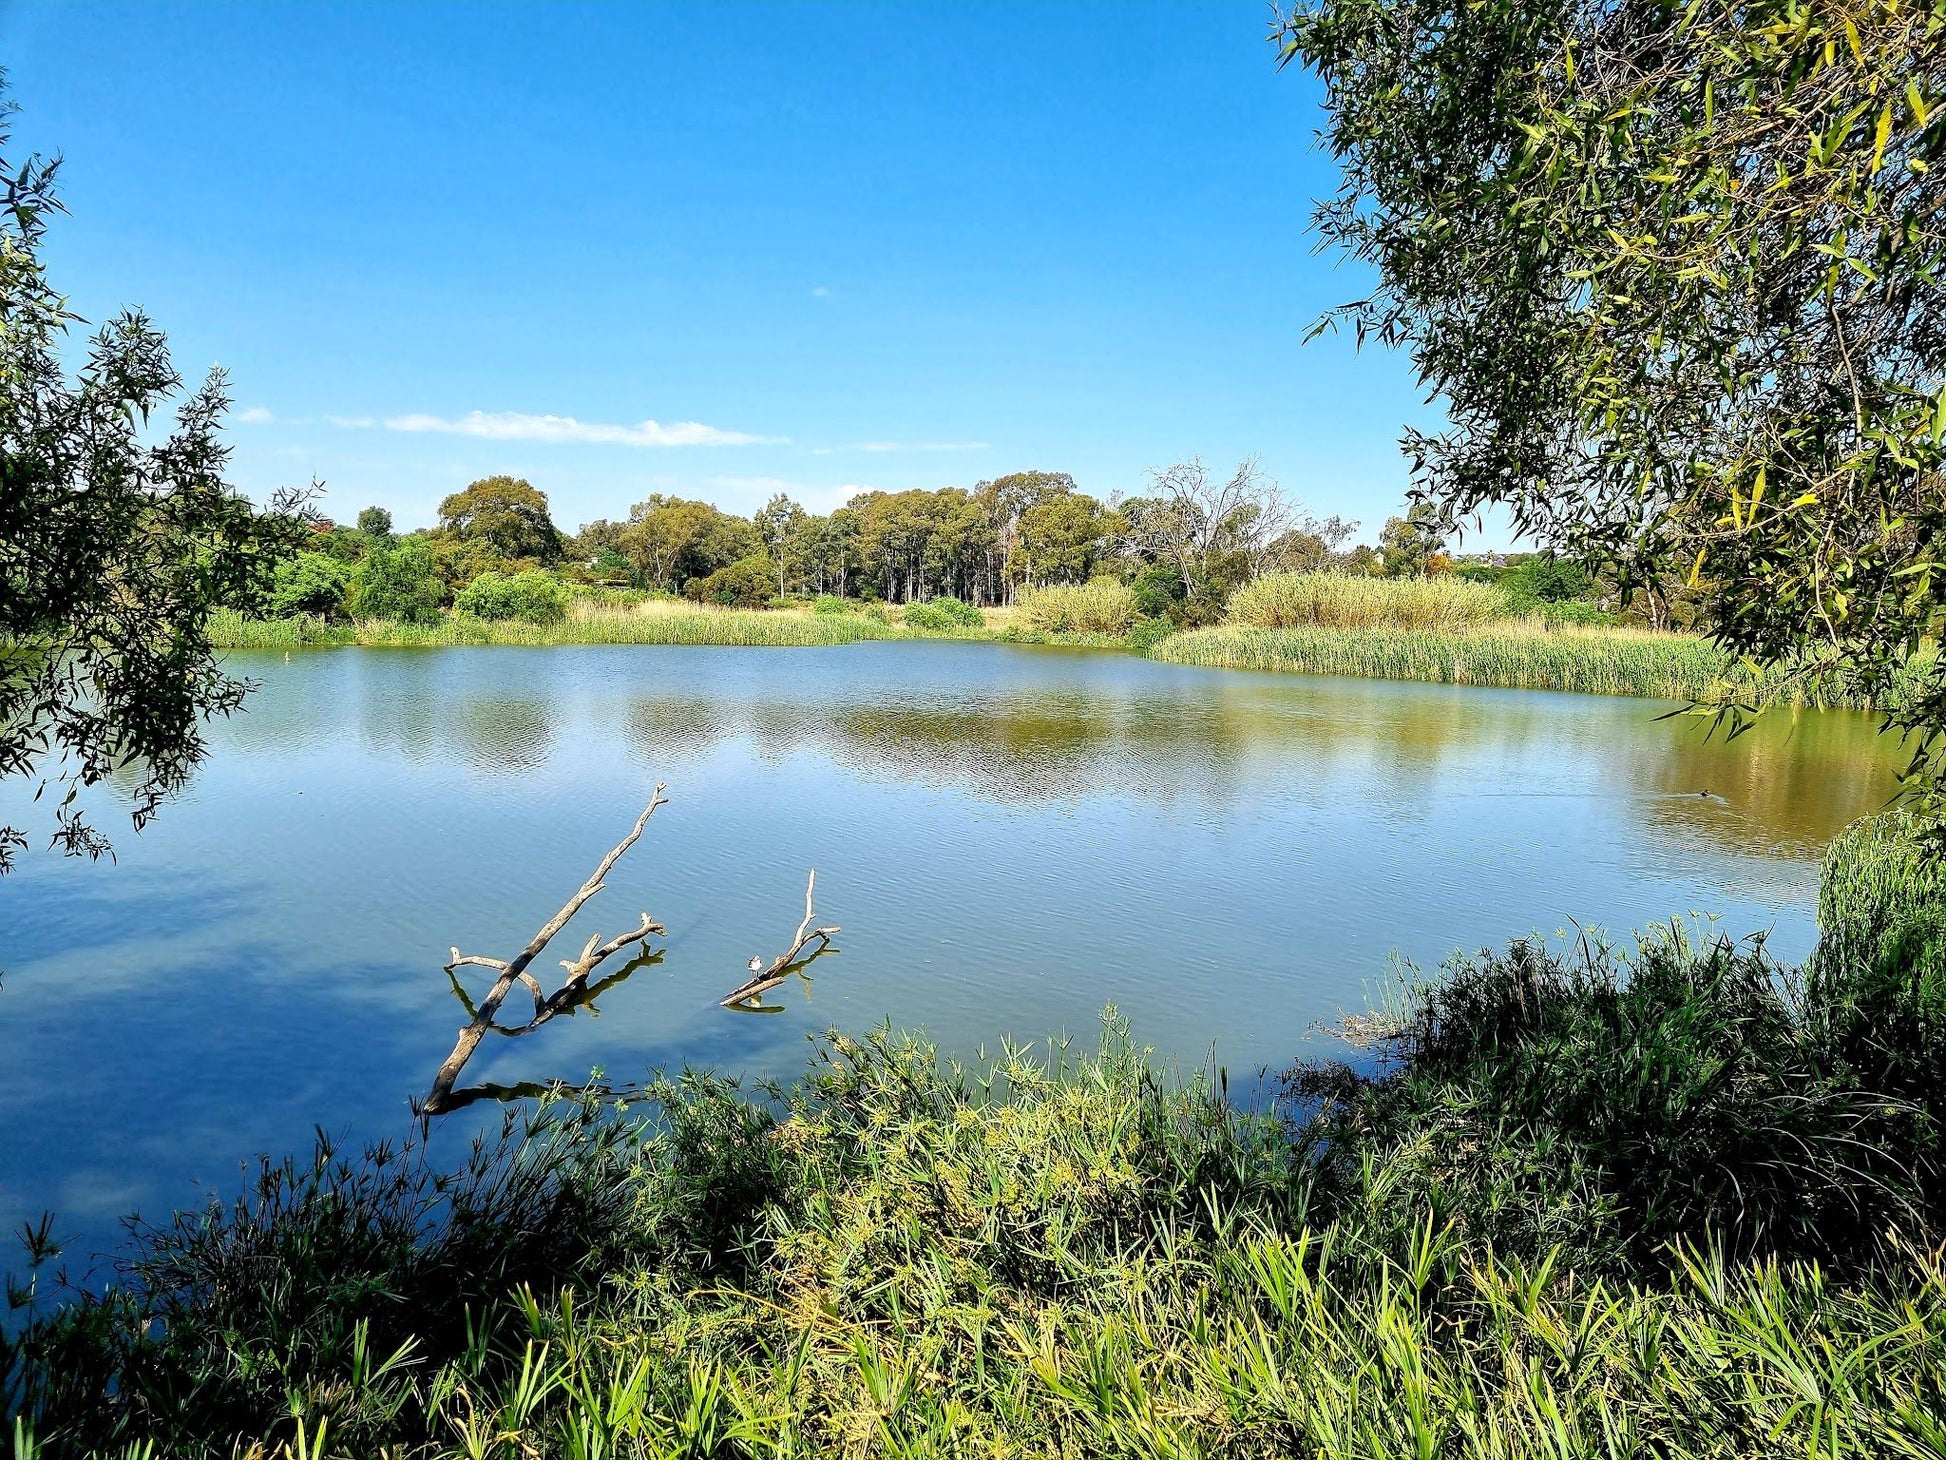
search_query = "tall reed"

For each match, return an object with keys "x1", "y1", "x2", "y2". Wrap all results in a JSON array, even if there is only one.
[
  {"x1": 1226, "y1": 570, "x2": 1514, "y2": 630},
  {"x1": 1015, "y1": 579, "x2": 1140, "y2": 634},
  {"x1": 1149, "y1": 621, "x2": 1829, "y2": 702}
]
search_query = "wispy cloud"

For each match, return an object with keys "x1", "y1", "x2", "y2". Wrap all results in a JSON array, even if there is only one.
[
  {"x1": 852, "y1": 441, "x2": 988, "y2": 453},
  {"x1": 369, "y1": 410, "x2": 777, "y2": 447},
  {"x1": 810, "y1": 286, "x2": 831, "y2": 298},
  {"x1": 235, "y1": 406, "x2": 276, "y2": 424},
  {"x1": 327, "y1": 414, "x2": 376, "y2": 429}
]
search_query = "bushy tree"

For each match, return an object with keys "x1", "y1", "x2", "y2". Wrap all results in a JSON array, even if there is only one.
[
  {"x1": 683, "y1": 554, "x2": 777, "y2": 607},
  {"x1": 356, "y1": 505, "x2": 393, "y2": 540},
  {"x1": 435, "y1": 476, "x2": 562, "y2": 564},
  {"x1": 268, "y1": 553, "x2": 353, "y2": 618},
  {"x1": 454, "y1": 570, "x2": 570, "y2": 623},
  {"x1": 0, "y1": 92, "x2": 312, "y2": 868},
  {"x1": 348, "y1": 538, "x2": 443, "y2": 623},
  {"x1": 1378, "y1": 502, "x2": 1446, "y2": 577},
  {"x1": 1281, "y1": 0, "x2": 1946, "y2": 785}
]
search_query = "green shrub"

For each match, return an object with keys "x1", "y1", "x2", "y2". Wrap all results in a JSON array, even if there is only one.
[
  {"x1": 682, "y1": 554, "x2": 776, "y2": 608},
  {"x1": 902, "y1": 596, "x2": 984, "y2": 631},
  {"x1": 1130, "y1": 562, "x2": 1187, "y2": 620},
  {"x1": 1126, "y1": 615, "x2": 1177, "y2": 653},
  {"x1": 811, "y1": 594, "x2": 851, "y2": 615},
  {"x1": 453, "y1": 570, "x2": 570, "y2": 623},
  {"x1": 346, "y1": 538, "x2": 443, "y2": 624},
  {"x1": 1808, "y1": 813, "x2": 1946, "y2": 1148},
  {"x1": 267, "y1": 552, "x2": 352, "y2": 618},
  {"x1": 1537, "y1": 598, "x2": 1614, "y2": 627},
  {"x1": 1016, "y1": 579, "x2": 1139, "y2": 635},
  {"x1": 1290, "y1": 923, "x2": 1927, "y2": 1275},
  {"x1": 1226, "y1": 570, "x2": 1514, "y2": 630}
]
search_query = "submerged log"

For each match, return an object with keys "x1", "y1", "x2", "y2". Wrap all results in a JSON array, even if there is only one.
[
  {"x1": 718, "y1": 869, "x2": 840, "y2": 1010},
  {"x1": 422, "y1": 786, "x2": 669, "y2": 1113},
  {"x1": 422, "y1": 783, "x2": 842, "y2": 1110}
]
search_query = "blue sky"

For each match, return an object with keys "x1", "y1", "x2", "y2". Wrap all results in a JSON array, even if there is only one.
[{"x1": 4, "y1": 1, "x2": 1454, "y2": 541}]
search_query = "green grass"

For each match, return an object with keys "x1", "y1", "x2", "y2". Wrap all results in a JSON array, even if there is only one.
[
  {"x1": 13, "y1": 847, "x2": 1946, "y2": 1458},
  {"x1": 8, "y1": 1021, "x2": 1945, "y2": 1458},
  {"x1": 1226, "y1": 570, "x2": 1514, "y2": 630},
  {"x1": 1149, "y1": 620, "x2": 1866, "y2": 703},
  {"x1": 208, "y1": 603, "x2": 901, "y2": 649}
]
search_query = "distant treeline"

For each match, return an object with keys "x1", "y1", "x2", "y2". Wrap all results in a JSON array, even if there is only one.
[{"x1": 278, "y1": 463, "x2": 1679, "y2": 630}]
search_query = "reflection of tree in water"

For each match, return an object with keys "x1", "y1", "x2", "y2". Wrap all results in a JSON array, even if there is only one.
[
  {"x1": 621, "y1": 681, "x2": 1515, "y2": 805},
  {"x1": 1620, "y1": 708, "x2": 1904, "y2": 859},
  {"x1": 445, "y1": 697, "x2": 556, "y2": 775}
]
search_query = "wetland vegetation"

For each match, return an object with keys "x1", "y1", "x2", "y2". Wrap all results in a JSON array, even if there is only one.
[{"x1": 6, "y1": 0, "x2": 1946, "y2": 1451}]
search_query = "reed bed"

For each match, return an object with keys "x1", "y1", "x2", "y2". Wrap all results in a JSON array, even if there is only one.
[
  {"x1": 208, "y1": 601, "x2": 901, "y2": 650},
  {"x1": 1226, "y1": 569, "x2": 1514, "y2": 630},
  {"x1": 1015, "y1": 578, "x2": 1141, "y2": 634},
  {"x1": 1153, "y1": 621, "x2": 1803, "y2": 702}
]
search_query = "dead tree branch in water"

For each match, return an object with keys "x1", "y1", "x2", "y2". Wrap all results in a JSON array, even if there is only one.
[
  {"x1": 422, "y1": 785, "x2": 669, "y2": 1113},
  {"x1": 719, "y1": 869, "x2": 840, "y2": 1010}
]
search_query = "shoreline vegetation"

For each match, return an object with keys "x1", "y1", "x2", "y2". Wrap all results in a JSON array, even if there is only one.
[
  {"x1": 209, "y1": 572, "x2": 1931, "y2": 711},
  {"x1": 8, "y1": 816, "x2": 1944, "y2": 1456}
]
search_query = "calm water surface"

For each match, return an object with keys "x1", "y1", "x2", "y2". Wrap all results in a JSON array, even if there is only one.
[{"x1": 0, "y1": 642, "x2": 1906, "y2": 1262}]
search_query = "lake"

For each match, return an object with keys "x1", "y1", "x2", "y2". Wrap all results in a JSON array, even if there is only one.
[{"x1": 0, "y1": 642, "x2": 1906, "y2": 1266}]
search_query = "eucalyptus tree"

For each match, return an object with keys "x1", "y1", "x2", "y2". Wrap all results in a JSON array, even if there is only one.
[
  {"x1": 0, "y1": 92, "x2": 310, "y2": 869},
  {"x1": 1280, "y1": 0, "x2": 1946, "y2": 787}
]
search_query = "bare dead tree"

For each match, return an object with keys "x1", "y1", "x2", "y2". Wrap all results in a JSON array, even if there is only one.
[
  {"x1": 422, "y1": 786, "x2": 670, "y2": 1113},
  {"x1": 718, "y1": 869, "x2": 840, "y2": 1011},
  {"x1": 1136, "y1": 456, "x2": 1332, "y2": 587}
]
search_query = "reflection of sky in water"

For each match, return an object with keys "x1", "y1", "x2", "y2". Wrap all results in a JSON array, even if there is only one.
[{"x1": 0, "y1": 643, "x2": 1905, "y2": 1270}]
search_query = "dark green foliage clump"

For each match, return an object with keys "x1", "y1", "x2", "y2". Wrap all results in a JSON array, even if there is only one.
[
  {"x1": 453, "y1": 569, "x2": 570, "y2": 623},
  {"x1": 682, "y1": 554, "x2": 777, "y2": 608},
  {"x1": 901, "y1": 596, "x2": 984, "y2": 630},
  {"x1": 347, "y1": 538, "x2": 444, "y2": 623},
  {"x1": 1291, "y1": 925, "x2": 1930, "y2": 1276},
  {"x1": 1808, "y1": 813, "x2": 1946, "y2": 1167},
  {"x1": 267, "y1": 552, "x2": 353, "y2": 619}
]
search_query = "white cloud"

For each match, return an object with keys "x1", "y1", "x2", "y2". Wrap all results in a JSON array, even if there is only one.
[
  {"x1": 326, "y1": 414, "x2": 376, "y2": 429},
  {"x1": 852, "y1": 441, "x2": 988, "y2": 453},
  {"x1": 810, "y1": 286, "x2": 831, "y2": 298},
  {"x1": 235, "y1": 406, "x2": 275, "y2": 424},
  {"x1": 374, "y1": 410, "x2": 776, "y2": 447}
]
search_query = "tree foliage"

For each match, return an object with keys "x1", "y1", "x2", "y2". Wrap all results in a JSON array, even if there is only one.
[
  {"x1": 268, "y1": 552, "x2": 353, "y2": 618},
  {"x1": 348, "y1": 538, "x2": 443, "y2": 623},
  {"x1": 434, "y1": 476, "x2": 563, "y2": 564},
  {"x1": 0, "y1": 94, "x2": 311, "y2": 868},
  {"x1": 1280, "y1": 0, "x2": 1946, "y2": 785}
]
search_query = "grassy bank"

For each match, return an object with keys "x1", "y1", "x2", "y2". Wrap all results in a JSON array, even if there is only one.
[
  {"x1": 8, "y1": 818, "x2": 1946, "y2": 1457},
  {"x1": 212, "y1": 597, "x2": 1932, "y2": 709},
  {"x1": 1151, "y1": 621, "x2": 1892, "y2": 705},
  {"x1": 208, "y1": 600, "x2": 905, "y2": 649}
]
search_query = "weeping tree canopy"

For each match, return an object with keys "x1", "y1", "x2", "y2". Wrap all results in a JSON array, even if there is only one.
[
  {"x1": 1279, "y1": 0, "x2": 1946, "y2": 787},
  {"x1": 0, "y1": 90, "x2": 312, "y2": 869}
]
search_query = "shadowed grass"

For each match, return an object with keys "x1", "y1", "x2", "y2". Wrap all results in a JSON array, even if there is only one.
[{"x1": 9, "y1": 953, "x2": 1946, "y2": 1457}]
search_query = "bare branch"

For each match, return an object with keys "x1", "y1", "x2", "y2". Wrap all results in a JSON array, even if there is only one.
[
  {"x1": 423, "y1": 785, "x2": 669, "y2": 1113},
  {"x1": 719, "y1": 869, "x2": 841, "y2": 1010}
]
